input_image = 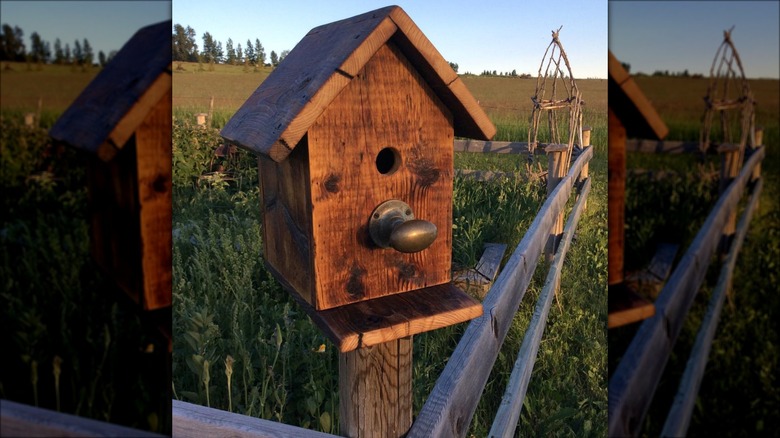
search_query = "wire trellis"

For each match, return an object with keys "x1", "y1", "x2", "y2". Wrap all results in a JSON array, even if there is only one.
[
  {"x1": 700, "y1": 27, "x2": 755, "y2": 165},
  {"x1": 527, "y1": 26, "x2": 584, "y2": 168}
]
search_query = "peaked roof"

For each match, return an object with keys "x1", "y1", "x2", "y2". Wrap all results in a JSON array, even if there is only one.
[
  {"x1": 221, "y1": 6, "x2": 496, "y2": 162},
  {"x1": 50, "y1": 20, "x2": 172, "y2": 161},
  {"x1": 608, "y1": 51, "x2": 668, "y2": 140}
]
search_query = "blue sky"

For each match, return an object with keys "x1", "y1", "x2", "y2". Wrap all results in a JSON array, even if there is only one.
[
  {"x1": 1, "y1": 1, "x2": 170, "y2": 59},
  {"x1": 172, "y1": 0, "x2": 608, "y2": 78},
  {"x1": 610, "y1": 1, "x2": 780, "y2": 79}
]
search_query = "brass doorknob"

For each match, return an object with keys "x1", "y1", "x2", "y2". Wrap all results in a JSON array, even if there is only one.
[{"x1": 369, "y1": 200, "x2": 437, "y2": 253}]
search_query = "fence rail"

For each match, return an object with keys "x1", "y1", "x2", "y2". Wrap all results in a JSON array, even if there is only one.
[
  {"x1": 0, "y1": 399, "x2": 164, "y2": 437},
  {"x1": 608, "y1": 145, "x2": 765, "y2": 436}
]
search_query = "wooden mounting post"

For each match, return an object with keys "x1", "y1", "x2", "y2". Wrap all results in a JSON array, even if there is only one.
[
  {"x1": 750, "y1": 127, "x2": 763, "y2": 181},
  {"x1": 718, "y1": 144, "x2": 740, "y2": 255},
  {"x1": 339, "y1": 337, "x2": 412, "y2": 438},
  {"x1": 577, "y1": 126, "x2": 591, "y2": 208},
  {"x1": 545, "y1": 144, "x2": 568, "y2": 261}
]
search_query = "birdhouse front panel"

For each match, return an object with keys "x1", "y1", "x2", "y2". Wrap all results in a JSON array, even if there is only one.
[{"x1": 307, "y1": 41, "x2": 454, "y2": 310}]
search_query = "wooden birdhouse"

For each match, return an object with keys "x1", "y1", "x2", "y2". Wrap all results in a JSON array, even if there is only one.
[
  {"x1": 50, "y1": 20, "x2": 172, "y2": 312},
  {"x1": 607, "y1": 51, "x2": 668, "y2": 328},
  {"x1": 222, "y1": 6, "x2": 495, "y2": 349}
]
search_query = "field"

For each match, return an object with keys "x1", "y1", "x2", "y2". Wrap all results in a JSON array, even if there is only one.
[
  {"x1": 171, "y1": 62, "x2": 608, "y2": 435},
  {"x1": 610, "y1": 76, "x2": 780, "y2": 436}
]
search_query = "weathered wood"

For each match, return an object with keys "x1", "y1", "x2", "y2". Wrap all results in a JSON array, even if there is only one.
[
  {"x1": 608, "y1": 52, "x2": 668, "y2": 140},
  {"x1": 271, "y1": 269, "x2": 482, "y2": 352},
  {"x1": 625, "y1": 139, "x2": 716, "y2": 154},
  {"x1": 453, "y1": 243, "x2": 508, "y2": 298},
  {"x1": 135, "y1": 89, "x2": 172, "y2": 310},
  {"x1": 339, "y1": 337, "x2": 412, "y2": 437},
  {"x1": 307, "y1": 42, "x2": 453, "y2": 309},
  {"x1": 661, "y1": 177, "x2": 762, "y2": 437},
  {"x1": 49, "y1": 21, "x2": 171, "y2": 159},
  {"x1": 718, "y1": 146, "x2": 740, "y2": 256},
  {"x1": 455, "y1": 169, "x2": 521, "y2": 182},
  {"x1": 221, "y1": 6, "x2": 494, "y2": 162},
  {"x1": 172, "y1": 400, "x2": 335, "y2": 438},
  {"x1": 489, "y1": 178, "x2": 590, "y2": 438},
  {"x1": 608, "y1": 107, "x2": 626, "y2": 286},
  {"x1": 407, "y1": 146, "x2": 592, "y2": 438},
  {"x1": 545, "y1": 145, "x2": 568, "y2": 261},
  {"x1": 607, "y1": 283, "x2": 655, "y2": 329},
  {"x1": 0, "y1": 399, "x2": 163, "y2": 437},
  {"x1": 608, "y1": 146, "x2": 765, "y2": 437},
  {"x1": 624, "y1": 243, "x2": 680, "y2": 299}
]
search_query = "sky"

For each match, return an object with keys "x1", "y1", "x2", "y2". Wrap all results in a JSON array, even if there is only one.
[
  {"x1": 1, "y1": 1, "x2": 170, "y2": 59},
  {"x1": 172, "y1": 0, "x2": 608, "y2": 78},
  {"x1": 610, "y1": 1, "x2": 780, "y2": 79}
]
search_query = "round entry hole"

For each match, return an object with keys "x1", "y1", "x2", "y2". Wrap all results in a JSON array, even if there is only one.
[{"x1": 376, "y1": 147, "x2": 400, "y2": 175}]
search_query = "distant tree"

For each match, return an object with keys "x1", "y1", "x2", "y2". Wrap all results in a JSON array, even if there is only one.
[
  {"x1": 215, "y1": 41, "x2": 224, "y2": 63},
  {"x1": 279, "y1": 49, "x2": 290, "y2": 63},
  {"x1": 236, "y1": 43, "x2": 243, "y2": 64},
  {"x1": 1, "y1": 24, "x2": 26, "y2": 61},
  {"x1": 73, "y1": 39, "x2": 83, "y2": 64},
  {"x1": 621, "y1": 62, "x2": 630, "y2": 73},
  {"x1": 98, "y1": 50, "x2": 106, "y2": 66},
  {"x1": 53, "y1": 38, "x2": 64, "y2": 64},
  {"x1": 511, "y1": 69, "x2": 517, "y2": 76},
  {"x1": 107, "y1": 50, "x2": 118, "y2": 63},
  {"x1": 226, "y1": 38, "x2": 235, "y2": 64},
  {"x1": 256, "y1": 38, "x2": 265, "y2": 65},
  {"x1": 64, "y1": 43, "x2": 71, "y2": 64},
  {"x1": 682, "y1": 69, "x2": 689, "y2": 77},
  {"x1": 448, "y1": 61, "x2": 458, "y2": 73},
  {"x1": 29, "y1": 32, "x2": 47, "y2": 63},
  {"x1": 201, "y1": 32, "x2": 215, "y2": 63},
  {"x1": 172, "y1": 24, "x2": 195, "y2": 62},
  {"x1": 270, "y1": 50, "x2": 278, "y2": 66},
  {"x1": 82, "y1": 38, "x2": 94, "y2": 66},
  {"x1": 245, "y1": 39, "x2": 255, "y2": 64}
]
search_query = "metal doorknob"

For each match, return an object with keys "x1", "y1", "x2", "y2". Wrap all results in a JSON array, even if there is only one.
[{"x1": 369, "y1": 200, "x2": 437, "y2": 253}]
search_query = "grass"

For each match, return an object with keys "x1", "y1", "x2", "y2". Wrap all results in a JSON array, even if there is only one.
[
  {"x1": 171, "y1": 67, "x2": 608, "y2": 436},
  {"x1": 0, "y1": 114, "x2": 170, "y2": 433},
  {"x1": 609, "y1": 76, "x2": 780, "y2": 436}
]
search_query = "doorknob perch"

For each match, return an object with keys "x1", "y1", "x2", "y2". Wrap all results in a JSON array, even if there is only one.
[{"x1": 369, "y1": 200, "x2": 437, "y2": 253}]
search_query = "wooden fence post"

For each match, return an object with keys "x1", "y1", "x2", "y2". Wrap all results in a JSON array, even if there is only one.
[
  {"x1": 576, "y1": 126, "x2": 591, "y2": 209},
  {"x1": 339, "y1": 337, "x2": 412, "y2": 437},
  {"x1": 195, "y1": 113, "x2": 208, "y2": 128},
  {"x1": 750, "y1": 127, "x2": 763, "y2": 181},
  {"x1": 717, "y1": 144, "x2": 740, "y2": 255},
  {"x1": 545, "y1": 144, "x2": 568, "y2": 261}
]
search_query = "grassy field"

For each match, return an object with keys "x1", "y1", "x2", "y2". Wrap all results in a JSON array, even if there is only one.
[
  {"x1": 610, "y1": 76, "x2": 780, "y2": 436},
  {"x1": 171, "y1": 63, "x2": 608, "y2": 436}
]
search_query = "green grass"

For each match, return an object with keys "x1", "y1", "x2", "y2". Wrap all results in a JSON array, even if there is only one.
[
  {"x1": 609, "y1": 76, "x2": 780, "y2": 436},
  {"x1": 0, "y1": 115, "x2": 170, "y2": 433},
  {"x1": 171, "y1": 69, "x2": 608, "y2": 435}
]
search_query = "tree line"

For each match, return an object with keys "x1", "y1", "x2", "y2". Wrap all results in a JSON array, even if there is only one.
[
  {"x1": 0, "y1": 23, "x2": 116, "y2": 66},
  {"x1": 173, "y1": 24, "x2": 289, "y2": 67}
]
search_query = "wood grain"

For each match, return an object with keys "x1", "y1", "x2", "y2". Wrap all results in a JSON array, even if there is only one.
[
  {"x1": 454, "y1": 139, "x2": 550, "y2": 155},
  {"x1": 407, "y1": 146, "x2": 592, "y2": 438},
  {"x1": 339, "y1": 337, "x2": 412, "y2": 437},
  {"x1": 135, "y1": 89, "x2": 172, "y2": 310},
  {"x1": 608, "y1": 146, "x2": 765, "y2": 437},
  {"x1": 1, "y1": 399, "x2": 163, "y2": 437},
  {"x1": 545, "y1": 146, "x2": 568, "y2": 261},
  {"x1": 661, "y1": 178, "x2": 762, "y2": 437},
  {"x1": 453, "y1": 243, "x2": 508, "y2": 298},
  {"x1": 49, "y1": 20, "x2": 171, "y2": 156},
  {"x1": 308, "y1": 42, "x2": 453, "y2": 309},
  {"x1": 489, "y1": 178, "x2": 591, "y2": 438},
  {"x1": 172, "y1": 400, "x2": 335, "y2": 438}
]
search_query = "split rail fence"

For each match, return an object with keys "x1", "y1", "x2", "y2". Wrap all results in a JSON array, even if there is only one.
[
  {"x1": 608, "y1": 133, "x2": 766, "y2": 436},
  {"x1": 171, "y1": 133, "x2": 595, "y2": 437}
]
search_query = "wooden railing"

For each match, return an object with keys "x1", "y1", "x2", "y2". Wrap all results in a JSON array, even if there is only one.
[
  {"x1": 0, "y1": 399, "x2": 164, "y2": 437},
  {"x1": 608, "y1": 143, "x2": 765, "y2": 437},
  {"x1": 172, "y1": 139, "x2": 595, "y2": 438}
]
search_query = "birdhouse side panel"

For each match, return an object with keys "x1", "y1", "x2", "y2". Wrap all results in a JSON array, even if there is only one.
[
  {"x1": 87, "y1": 141, "x2": 143, "y2": 304},
  {"x1": 136, "y1": 90, "x2": 172, "y2": 310},
  {"x1": 308, "y1": 42, "x2": 454, "y2": 310},
  {"x1": 259, "y1": 141, "x2": 315, "y2": 305}
]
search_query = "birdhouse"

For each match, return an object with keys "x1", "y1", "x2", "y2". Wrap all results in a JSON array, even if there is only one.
[
  {"x1": 50, "y1": 20, "x2": 172, "y2": 312},
  {"x1": 222, "y1": 6, "x2": 495, "y2": 348}
]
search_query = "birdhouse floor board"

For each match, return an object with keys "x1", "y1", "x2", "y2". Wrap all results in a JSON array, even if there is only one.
[
  {"x1": 269, "y1": 262, "x2": 482, "y2": 352},
  {"x1": 608, "y1": 282, "x2": 655, "y2": 329}
]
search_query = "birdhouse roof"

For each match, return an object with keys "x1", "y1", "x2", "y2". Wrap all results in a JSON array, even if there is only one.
[
  {"x1": 50, "y1": 20, "x2": 172, "y2": 161},
  {"x1": 608, "y1": 51, "x2": 668, "y2": 140},
  {"x1": 221, "y1": 6, "x2": 496, "y2": 162}
]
